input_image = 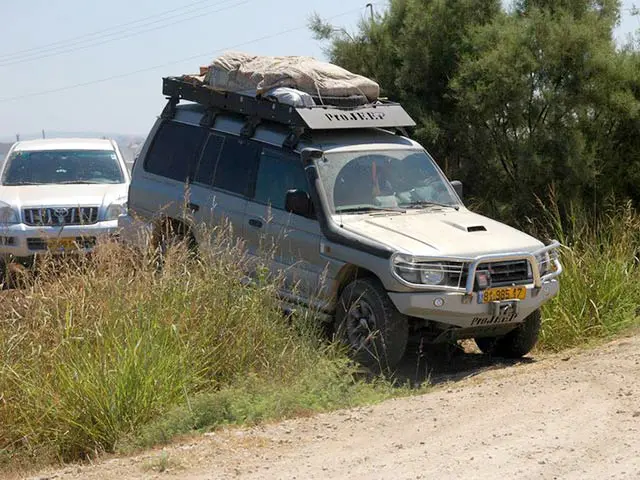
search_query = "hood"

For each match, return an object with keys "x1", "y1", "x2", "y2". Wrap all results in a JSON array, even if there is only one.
[
  {"x1": 337, "y1": 208, "x2": 543, "y2": 257},
  {"x1": 0, "y1": 184, "x2": 128, "y2": 210}
]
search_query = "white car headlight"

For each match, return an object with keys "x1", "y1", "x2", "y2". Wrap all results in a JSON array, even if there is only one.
[
  {"x1": 105, "y1": 198, "x2": 128, "y2": 221},
  {"x1": 0, "y1": 201, "x2": 20, "y2": 225},
  {"x1": 392, "y1": 254, "x2": 447, "y2": 286}
]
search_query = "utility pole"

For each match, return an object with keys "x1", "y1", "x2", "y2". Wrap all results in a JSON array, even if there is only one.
[
  {"x1": 366, "y1": 3, "x2": 374, "y2": 23},
  {"x1": 42, "y1": 129, "x2": 45, "y2": 139}
]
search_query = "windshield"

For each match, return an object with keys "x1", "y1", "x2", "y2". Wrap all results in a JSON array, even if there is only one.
[
  {"x1": 317, "y1": 149, "x2": 460, "y2": 213},
  {"x1": 1, "y1": 149, "x2": 125, "y2": 186}
]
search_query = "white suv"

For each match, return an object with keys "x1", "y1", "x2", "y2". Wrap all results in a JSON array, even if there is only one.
[{"x1": 0, "y1": 138, "x2": 130, "y2": 270}]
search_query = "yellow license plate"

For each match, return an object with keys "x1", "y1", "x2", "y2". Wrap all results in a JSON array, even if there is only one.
[
  {"x1": 48, "y1": 238, "x2": 77, "y2": 251},
  {"x1": 480, "y1": 286, "x2": 526, "y2": 304}
]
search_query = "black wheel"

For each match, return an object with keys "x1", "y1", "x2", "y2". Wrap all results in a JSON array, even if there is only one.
[
  {"x1": 475, "y1": 309, "x2": 542, "y2": 358},
  {"x1": 335, "y1": 278, "x2": 409, "y2": 371},
  {"x1": 0, "y1": 259, "x2": 6, "y2": 289},
  {"x1": 151, "y1": 220, "x2": 197, "y2": 271}
]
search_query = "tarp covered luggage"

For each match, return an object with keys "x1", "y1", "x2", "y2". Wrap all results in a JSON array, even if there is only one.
[{"x1": 202, "y1": 51, "x2": 380, "y2": 106}]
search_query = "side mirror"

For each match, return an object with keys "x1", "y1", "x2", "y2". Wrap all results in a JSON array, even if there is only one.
[
  {"x1": 451, "y1": 180, "x2": 463, "y2": 200},
  {"x1": 285, "y1": 189, "x2": 313, "y2": 217}
]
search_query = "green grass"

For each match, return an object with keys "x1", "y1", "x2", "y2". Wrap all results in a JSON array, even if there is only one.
[
  {"x1": 0, "y1": 234, "x2": 409, "y2": 469},
  {"x1": 538, "y1": 198, "x2": 640, "y2": 350}
]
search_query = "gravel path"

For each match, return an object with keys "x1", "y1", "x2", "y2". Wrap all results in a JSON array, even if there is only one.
[{"x1": 26, "y1": 334, "x2": 640, "y2": 480}]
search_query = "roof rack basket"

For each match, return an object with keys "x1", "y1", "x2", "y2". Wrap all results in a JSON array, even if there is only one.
[{"x1": 162, "y1": 77, "x2": 416, "y2": 147}]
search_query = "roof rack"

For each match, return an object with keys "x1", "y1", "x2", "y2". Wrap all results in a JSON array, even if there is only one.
[{"x1": 162, "y1": 77, "x2": 416, "y2": 146}]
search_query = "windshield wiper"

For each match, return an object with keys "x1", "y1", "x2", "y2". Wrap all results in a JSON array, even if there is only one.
[
  {"x1": 401, "y1": 200, "x2": 460, "y2": 211},
  {"x1": 336, "y1": 205, "x2": 406, "y2": 214},
  {"x1": 59, "y1": 180, "x2": 103, "y2": 184}
]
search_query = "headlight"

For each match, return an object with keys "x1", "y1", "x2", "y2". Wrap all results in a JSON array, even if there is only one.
[
  {"x1": 105, "y1": 198, "x2": 128, "y2": 220},
  {"x1": 392, "y1": 254, "x2": 447, "y2": 286},
  {"x1": 0, "y1": 201, "x2": 20, "y2": 225}
]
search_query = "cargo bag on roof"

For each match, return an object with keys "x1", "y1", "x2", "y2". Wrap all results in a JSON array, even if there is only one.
[{"x1": 203, "y1": 51, "x2": 380, "y2": 106}]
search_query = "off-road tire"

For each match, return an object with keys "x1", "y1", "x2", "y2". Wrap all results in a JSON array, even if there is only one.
[
  {"x1": 151, "y1": 220, "x2": 197, "y2": 271},
  {"x1": 335, "y1": 278, "x2": 409, "y2": 372},
  {"x1": 475, "y1": 309, "x2": 542, "y2": 358},
  {"x1": 0, "y1": 260, "x2": 6, "y2": 289}
]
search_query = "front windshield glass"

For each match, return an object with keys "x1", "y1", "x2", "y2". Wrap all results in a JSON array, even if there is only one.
[
  {"x1": 1, "y1": 149, "x2": 125, "y2": 186},
  {"x1": 317, "y1": 149, "x2": 459, "y2": 213}
]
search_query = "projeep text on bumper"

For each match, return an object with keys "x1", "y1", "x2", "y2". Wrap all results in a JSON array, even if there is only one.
[
  {"x1": 0, "y1": 221, "x2": 119, "y2": 258},
  {"x1": 388, "y1": 242, "x2": 562, "y2": 329}
]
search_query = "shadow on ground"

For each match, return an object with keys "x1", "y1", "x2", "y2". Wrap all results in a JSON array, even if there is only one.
[{"x1": 393, "y1": 335, "x2": 536, "y2": 388}]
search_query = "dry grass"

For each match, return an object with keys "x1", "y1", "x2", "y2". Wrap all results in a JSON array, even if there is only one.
[{"x1": 0, "y1": 228, "x2": 404, "y2": 470}]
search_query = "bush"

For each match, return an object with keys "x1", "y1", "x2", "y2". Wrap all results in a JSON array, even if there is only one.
[{"x1": 539, "y1": 198, "x2": 640, "y2": 350}]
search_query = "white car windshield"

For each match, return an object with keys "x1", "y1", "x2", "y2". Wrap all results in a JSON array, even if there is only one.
[
  {"x1": 1, "y1": 150, "x2": 125, "y2": 186},
  {"x1": 317, "y1": 149, "x2": 460, "y2": 213}
]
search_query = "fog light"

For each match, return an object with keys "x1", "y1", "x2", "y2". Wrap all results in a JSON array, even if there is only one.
[{"x1": 433, "y1": 297, "x2": 445, "y2": 308}]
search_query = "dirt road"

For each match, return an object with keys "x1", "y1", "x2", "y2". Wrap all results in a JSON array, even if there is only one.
[{"x1": 28, "y1": 335, "x2": 640, "y2": 480}]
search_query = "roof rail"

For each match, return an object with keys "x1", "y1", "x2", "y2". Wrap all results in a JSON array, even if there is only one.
[{"x1": 162, "y1": 77, "x2": 416, "y2": 136}]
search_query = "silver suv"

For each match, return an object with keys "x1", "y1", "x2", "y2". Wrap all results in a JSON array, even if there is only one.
[{"x1": 120, "y1": 77, "x2": 562, "y2": 370}]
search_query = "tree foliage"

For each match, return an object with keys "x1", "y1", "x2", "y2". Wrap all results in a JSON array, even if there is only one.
[{"x1": 310, "y1": 0, "x2": 640, "y2": 225}]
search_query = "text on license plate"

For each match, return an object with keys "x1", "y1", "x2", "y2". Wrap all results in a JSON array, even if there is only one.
[
  {"x1": 48, "y1": 238, "x2": 78, "y2": 251},
  {"x1": 479, "y1": 286, "x2": 526, "y2": 304}
]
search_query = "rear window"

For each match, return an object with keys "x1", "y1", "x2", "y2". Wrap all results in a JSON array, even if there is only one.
[
  {"x1": 212, "y1": 137, "x2": 259, "y2": 196},
  {"x1": 194, "y1": 134, "x2": 225, "y2": 186},
  {"x1": 144, "y1": 121, "x2": 207, "y2": 183},
  {"x1": 2, "y1": 149, "x2": 124, "y2": 186}
]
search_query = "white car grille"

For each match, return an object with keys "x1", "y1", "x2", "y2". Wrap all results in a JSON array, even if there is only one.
[{"x1": 23, "y1": 207, "x2": 99, "y2": 226}]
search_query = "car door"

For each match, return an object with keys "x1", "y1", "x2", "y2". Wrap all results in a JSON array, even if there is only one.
[
  {"x1": 189, "y1": 133, "x2": 259, "y2": 249},
  {"x1": 244, "y1": 147, "x2": 327, "y2": 304}
]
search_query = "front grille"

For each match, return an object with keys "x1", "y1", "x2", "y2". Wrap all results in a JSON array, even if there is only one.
[
  {"x1": 479, "y1": 260, "x2": 531, "y2": 287},
  {"x1": 23, "y1": 207, "x2": 99, "y2": 226},
  {"x1": 27, "y1": 237, "x2": 97, "y2": 251}
]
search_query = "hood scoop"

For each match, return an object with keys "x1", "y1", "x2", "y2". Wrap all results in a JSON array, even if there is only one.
[{"x1": 442, "y1": 219, "x2": 488, "y2": 233}]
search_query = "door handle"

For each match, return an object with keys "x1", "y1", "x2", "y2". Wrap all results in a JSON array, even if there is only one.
[
  {"x1": 248, "y1": 218, "x2": 263, "y2": 229},
  {"x1": 187, "y1": 202, "x2": 200, "y2": 213}
]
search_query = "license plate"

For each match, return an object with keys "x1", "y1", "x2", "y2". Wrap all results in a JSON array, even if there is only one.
[
  {"x1": 479, "y1": 286, "x2": 526, "y2": 304},
  {"x1": 48, "y1": 238, "x2": 78, "y2": 251}
]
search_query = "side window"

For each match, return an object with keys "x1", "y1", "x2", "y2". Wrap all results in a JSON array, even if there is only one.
[
  {"x1": 194, "y1": 134, "x2": 225, "y2": 185},
  {"x1": 212, "y1": 136, "x2": 259, "y2": 196},
  {"x1": 254, "y1": 149, "x2": 309, "y2": 211},
  {"x1": 143, "y1": 121, "x2": 206, "y2": 183}
]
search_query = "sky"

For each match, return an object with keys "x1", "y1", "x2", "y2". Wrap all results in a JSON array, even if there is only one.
[{"x1": 0, "y1": 0, "x2": 638, "y2": 140}]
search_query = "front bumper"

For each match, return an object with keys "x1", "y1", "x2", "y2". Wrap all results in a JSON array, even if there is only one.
[
  {"x1": 388, "y1": 241, "x2": 563, "y2": 329},
  {"x1": 389, "y1": 278, "x2": 559, "y2": 329},
  {"x1": 0, "y1": 221, "x2": 119, "y2": 259}
]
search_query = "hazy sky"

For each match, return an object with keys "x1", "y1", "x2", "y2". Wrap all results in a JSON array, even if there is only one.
[{"x1": 0, "y1": 0, "x2": 637, "y2": 140}]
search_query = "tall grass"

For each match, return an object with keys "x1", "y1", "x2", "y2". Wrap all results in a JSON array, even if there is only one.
[
  {"x1": 0, "y1": 230, "x2": 402, "y2": 468},
  {"x1": 538, "y1": 198, "x2": 640, "y2": 350}
]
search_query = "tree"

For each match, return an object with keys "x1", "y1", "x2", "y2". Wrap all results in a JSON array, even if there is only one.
[
  {"x1": 453, "y1": 1, "x2": 640, "y2": 219},
  {"x1": 310, "y1": 0, "x2": 640, "y2": 225},
  {"x1": 310, "y1": 0, "x2": 501, "y2": 174}
]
